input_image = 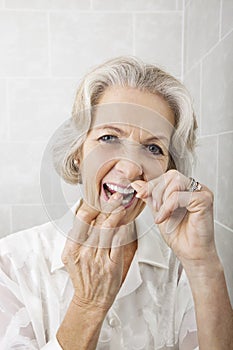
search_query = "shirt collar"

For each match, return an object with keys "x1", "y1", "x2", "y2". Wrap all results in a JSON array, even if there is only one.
[{"x1": 51, "y1": 199, "x2": 170, "y2": 273}]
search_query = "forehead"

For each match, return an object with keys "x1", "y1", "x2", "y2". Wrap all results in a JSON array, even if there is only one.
[
  {"x1": 91, "y1": 87, "x2": 175, "y2": 138},
  {"x1": 92, "y1": 104, "x2": 172, "y2": 139}
]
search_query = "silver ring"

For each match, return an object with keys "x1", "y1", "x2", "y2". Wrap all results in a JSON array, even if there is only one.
[{"x1": 188, "y1": 177, "x2": 202, "y2": 192}]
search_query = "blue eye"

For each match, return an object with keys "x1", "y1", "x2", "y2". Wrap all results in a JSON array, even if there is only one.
[
  {"x1": 145, "y1": 144, "x2": 164, "y2": 155},
  {"x1": 98, "y1": 135, "x2": 118, "y2": 143}
]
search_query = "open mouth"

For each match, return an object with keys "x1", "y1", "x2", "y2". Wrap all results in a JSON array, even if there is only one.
[{"x1": 103, "y1": 182, "x2": 136, "y2": 207}]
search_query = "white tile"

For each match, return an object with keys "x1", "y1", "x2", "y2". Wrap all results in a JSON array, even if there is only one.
[
  {"x1": 184, "y1": 0, "x2": 191, "y2": 6},
  {"x1": 202, "y1": 31, "x2": 233, "y2": 135},
  {"x1": 50, "y1": 12, "x2": 133, "y2": 77},
  {"x1": 221, "y1": 0, "x2": 233, "y2": 37},
  {"x1": 184, "y1": 0, "x2": 220, "y2": 72},
  {"x1": 40, "y1": 145, "x2": 80, "y2": 210},
  {"x1": 183, "y1": 63, "x2": 201, "y2": 131},
  {"x1": 193, "y1": 136, "x2": 218, "y2": 216},
  {"x1": 135, "y1": 13, "x2": 182, "y2": 77},
  {"x1": 11, "y1": 204, "x2": 67, "y2": 233},
  {"x1": 5, "y1": 0, "x2": 90, "y2": 10},
  {"x1": 0, "y1": 79, "x2": 7, "y2": 140},
  {"x1": 0, "y1": 11, "x2": 48, "y2": 77},
  {"x1": 0, "y1": 206, "x2": 12, "y2": 238},
  {"x1": 51, "y1": 176, "x2": 82, "y2": 206},
  {"x1": 0, "y1": 142, "x2": 46, "y2": 205},
  {"x1": 176, "y1": 0, "x2": 184, "y2": 10},
  {"x1": 9, "y1": 78, "x2": 77, "y2": 142},
  {"x1": 217, "y1": 133, "x2": 233, "y2": 230},
  {"x1": 215, "y1": 222, "x2": 233, "y2": 306},
  {"x1": 92, "y1": 0, "x2": 177, "y2": 11}
]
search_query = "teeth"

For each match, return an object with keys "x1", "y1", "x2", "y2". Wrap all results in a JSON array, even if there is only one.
[
  {"x1": 106, "y1": 183, "x2": 134, "y2": 195},
  {"x1": 122, "y1": 193, "x2": 134, "y2": 205}
]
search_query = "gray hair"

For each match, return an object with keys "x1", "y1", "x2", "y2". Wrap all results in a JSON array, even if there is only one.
[{"x1": 53, "y1": 56, "x2": 197, "y2": 184}]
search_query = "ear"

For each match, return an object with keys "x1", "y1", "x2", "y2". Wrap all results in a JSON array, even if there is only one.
[
  {"x1": 73, "y1": 158, "x2": 80, "y2": 168},
  {"x1": 72, "y1": 157, "x2": 83, "y2": 183}
]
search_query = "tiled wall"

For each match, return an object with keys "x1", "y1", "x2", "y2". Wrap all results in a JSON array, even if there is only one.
[
  {"x1": 183, "y1": 0, "x2": 233, "y2": 302},
  {"x1": 0, "y1": 0, "x2": 232, "y2": 260},
  {"x1": 0, "y1": 0, "x2": 183, "y2": 237}
]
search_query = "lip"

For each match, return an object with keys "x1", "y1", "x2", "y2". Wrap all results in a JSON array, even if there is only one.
[{"x1": 101, "y1": 182, "x2": 137, "y2": 209}]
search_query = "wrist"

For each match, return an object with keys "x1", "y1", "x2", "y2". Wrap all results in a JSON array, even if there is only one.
[
  {"x1": 72, "y1": 294, "x2": 109, "y2": 318},
  {"x1": 181, "y1": 251, "x2": 223, "y2": 281}
]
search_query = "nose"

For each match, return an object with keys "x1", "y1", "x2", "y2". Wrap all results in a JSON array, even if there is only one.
[{"x1": 114, "y1": 158, "x2": 143, "y2": 181}]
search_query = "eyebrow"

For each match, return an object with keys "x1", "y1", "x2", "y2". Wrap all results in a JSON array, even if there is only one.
[
  {"x1": 143, "y1": 135, "x2": 169, "y2": 143},
  {"x1": 93, "y1": 124, "x2": 169, "y2": 142},
  {"x1": 93, "y1": 125, "x2": 126, "y2": 135}
]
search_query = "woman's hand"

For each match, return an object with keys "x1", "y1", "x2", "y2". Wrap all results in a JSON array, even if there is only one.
[
  {"x1": 131, "y1": 173, "x2": 233, "y2": 350},
  {"x1": 131, "y1": 169, "x2": 216, "y2": 267},
  {"x1": 62, "y1": 192, "x2": 127, "y2": 313}
]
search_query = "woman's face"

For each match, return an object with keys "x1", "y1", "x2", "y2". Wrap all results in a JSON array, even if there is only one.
[{"x1": 79, "y1": 87, "x2": 175, "y2": 225}]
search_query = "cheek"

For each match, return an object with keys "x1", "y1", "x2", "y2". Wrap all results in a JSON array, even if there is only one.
[
  {"x1": 143, "y1": 158, "x2": 169, "y2": 181},
  {"x1": 80, "y1": 145, "x2": 117, "y2": 207},
  {"x1": 81, "y1": 146, "x2": 116, "y2": 183}
]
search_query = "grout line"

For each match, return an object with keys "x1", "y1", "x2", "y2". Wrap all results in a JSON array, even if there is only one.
[
  {"x1": 0, "y1": 76, "x2": 79, "y2": 79},
  {"x1": 0, "y1": 8, "x2": 47, "y2": 13},
  {"x1": 183, "y1": 59, "x2": 200, "y2": 78},
  {"x1": 185, "y1": 35, "x2": 220, "y2": 76},
  {"x1": 132, "y1": 13, "x2": 136, "y2": 55},
  {"x1": 184, "y1": 26, "x2": 233, "y2": 77},
  {"x1": 90, "y1": 0, "x2": 93, "y2": 11},
  {"x1": 219, "y1": 0, "x2": 223, "y2": 40},
  {"x1": 198, "y1": 130, "x2": 233, "y2": 138},
  {"x1": 214, "y1": 220, "x2": 233, "y2": 234},
  {"x1": 197, "y1": 26, "x2": 233, "y2": 66},
  {"x1": 5, "y1": 79, "x2": 10, "y2": 141},
  {"x1": 47, "y1": 12, "x2": 52, "y2": 77},
  {"x1": 0, "y1": 140, "x2": 47, "y2": 145},
  {"x1": 180, "y1": 0, "x2": 185, "y2": 81},
  {"x1": 215, "y1": 134, "x2": 219, "y2": 219},
  {"x1": 176, "y1": 0, "x2": 184, "y2": 11},
  {"x1": 221, "y1": 25, "x2": 233, "y2": 41},
  {"x1": 9, "y1": 205, "x2": 13, "y2": 235},
  {"x1": 199, "y1": 60, "x2": 202, "y2": 135},
  {"x1": 0, "y1": 75, "x2": 80, "y2": 80},
  {"x1": 0, "y1": 8, "x2": 183, "y2": 14}
]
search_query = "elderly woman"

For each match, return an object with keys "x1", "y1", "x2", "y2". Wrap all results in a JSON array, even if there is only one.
[{"x1": 0, "y1": 56, "x2": 232, "y2": 350}]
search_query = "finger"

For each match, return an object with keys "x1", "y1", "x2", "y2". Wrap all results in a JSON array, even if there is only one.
[
  {"x1": 155, "y1": 191, "x2": 193, "y2": 225},
  {"x1": 109, "y1": 244, "x2": 124, "y2": 265},
  {"x1": 68, "y1": 201, "x2": 100, "y2": 244},
  {"x1": 153, "y1": 172, "x2": 190, "y2": 211},
  {"x1": 162, "y1": 174, "x2": 190, "y2": 204},
  {"x1": 92, "y1": 206, "x2": 126, "y2": 249},
  {"x1": 130, "y1": 180, "x2": 147, "y2": 194},
  {"x1": 131, "y1": 179, "x2": 155, "y2": 199},
  {"x1": 94, "y1": 192, "x2": 123, "y2": 227},
  {"x1": 132, "y1": 174, "x2": 166, "y2": 201}
]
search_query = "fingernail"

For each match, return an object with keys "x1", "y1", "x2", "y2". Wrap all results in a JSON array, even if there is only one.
[
  {"x1": 111, "y1": 192, "x2": 122, "y2": 200},
  {"x1": 153, "y1": 198, "x2": 157, "y2": 209},
  {"x1": 154, "y1": 213, "x2": 162, "y2": 223},
  {"x1": 130, "y1": 182, "x2": 142, "y2": 191}
]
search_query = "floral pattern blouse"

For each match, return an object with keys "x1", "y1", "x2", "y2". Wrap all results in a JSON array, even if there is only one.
[{"x1": 0, "y1": 203, "x2": 199, "y2": 349}]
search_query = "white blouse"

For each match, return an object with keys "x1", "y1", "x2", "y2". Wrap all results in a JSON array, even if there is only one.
[{"x1": 0, "y1": 203, "x2": 199, "y2": 350}]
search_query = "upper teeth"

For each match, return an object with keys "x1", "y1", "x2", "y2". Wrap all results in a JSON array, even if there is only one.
[{"x1": 106, "y1": 183, "x2": 135, "y2": 195}]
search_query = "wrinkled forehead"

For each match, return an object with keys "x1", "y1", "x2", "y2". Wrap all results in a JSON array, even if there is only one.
[{"x1": 91, "y1": 103, "x2": 174, "y2": 138}]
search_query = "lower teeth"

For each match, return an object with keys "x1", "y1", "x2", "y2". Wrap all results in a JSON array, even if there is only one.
[
  {"x1": 122, "y1": 193, "x2": 134, "y2": 205},
  {"x1": 105, "y1": 188, "x2": 134, "y2": 205}
]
